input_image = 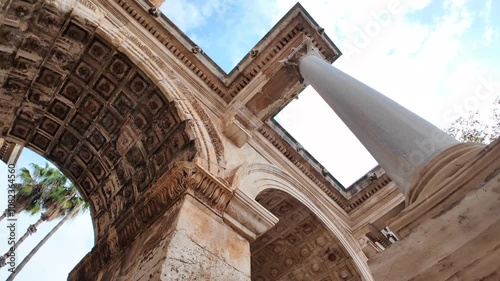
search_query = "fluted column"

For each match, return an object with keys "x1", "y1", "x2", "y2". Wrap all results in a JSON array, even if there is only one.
[{"x1": 297, "y1": 53, "x2": 458, "y2": 195}]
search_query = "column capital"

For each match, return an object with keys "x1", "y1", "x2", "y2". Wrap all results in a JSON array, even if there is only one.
[{"x1": 279, "y1": 37, "x2": 323, "y2": 67}]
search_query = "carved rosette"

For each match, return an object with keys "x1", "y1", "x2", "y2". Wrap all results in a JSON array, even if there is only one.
[{"x1": 251, "y1": 189, "x2": 362, "y2": 281}]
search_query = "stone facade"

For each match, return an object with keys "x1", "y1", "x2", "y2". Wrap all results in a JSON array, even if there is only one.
[
  {"x1": 370, "y1": 139, "x2": 500, "y2": 280},
  {"x1": 1, "y1": 1, "x2": 497, "y2": 281},
  {"x1": 0, "y1": 138, "x2": 23, "y2": 164}
]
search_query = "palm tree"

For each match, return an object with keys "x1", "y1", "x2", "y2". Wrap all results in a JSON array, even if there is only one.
[
  {"x1": 0, "y1": 209, "x2": 9, "y2": 221},
  {"x1": 0, "y1": 163, "x2": 67, "y2": 222},
  {"x1": 5, "y1": 193, "x2": 88, "y2": 281},
  {"x1": 2, "y1": 185, "x2": 69, "y2": 256},
  {"x1": 0, "y1": 163, "x2": 82, "y2": 268}
]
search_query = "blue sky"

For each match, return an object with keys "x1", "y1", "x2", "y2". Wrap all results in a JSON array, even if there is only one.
[
  {"x1": 166, "y1": 0, "x2": 500, "y2": 186},
  {"x1": 1, "y1": 0, "x2": 499, "y2": 280}
]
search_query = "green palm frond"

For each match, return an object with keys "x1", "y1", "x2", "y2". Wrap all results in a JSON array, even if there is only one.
[
  {"x1": 18, "y1": 167, "x2": 35, "y2": 184},
  {"x1": 12, "y1": 162, "x2": 89, "y2": 222},
  {"x1": 26, "y1": 201, "x2": 42, "y2": 215}
]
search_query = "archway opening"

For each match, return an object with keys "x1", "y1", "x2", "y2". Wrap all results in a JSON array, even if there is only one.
[
  {"x1": 1, "y1": 1, "x2": 199, "y2": 243},
  {"x1": 0, "y1": 146, "x2": 94, "y2": 280},
  {"x1": 251, "y1": 189, "x2": 362, "y2": 281}
]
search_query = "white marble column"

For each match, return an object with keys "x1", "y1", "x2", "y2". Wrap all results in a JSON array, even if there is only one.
[{"x1": 298, "y1": 54, "x2": 458, "y2": 195}]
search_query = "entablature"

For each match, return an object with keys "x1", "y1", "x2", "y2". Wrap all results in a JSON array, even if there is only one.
[
  {"x1": 106, "y1": 0, "x2": 341, "y2": 142},
  {"x1": 264, "y1": 120, "x2": 401, "y2": 212}
]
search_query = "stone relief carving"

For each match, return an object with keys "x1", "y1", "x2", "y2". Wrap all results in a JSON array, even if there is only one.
[
  {"x1": 0, "y1": 0, "x2": 201, "y2": 243},
  {"x1": 191, "y1": 45, "x2": 203, "y2": 54},
  {"x1": 77, "y1": 0, "x2": 99, "y2": 12},
  {"x1": 69, "y1": 161, "x2": 235, "y2": 280},
  {"x1": 148, "y1": 7, "x2": 160, "y2": 17},
  {"x1": 189, "y1": 97, "x2": 225, "y2": 165}
]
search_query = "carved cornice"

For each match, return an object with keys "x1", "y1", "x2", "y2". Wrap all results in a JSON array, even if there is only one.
[
  {"x1": 69, "y1": 161, "x2": 234, "y2": 280},
  {"x1": 223, "y1": 189, "x2": 279, "y2": 241},
  {"x1": 114, "y1": 0, "x2": 225, "y2": 99},
  {"x1": 111, "y1": 0, "x2": 340, "y2": 104},
  {"x1": 258, "y1": 122, "x2": 395, "y2": 213},
  {"x1": 346, "y1": 173, "x2": 392, "y2": 212}
]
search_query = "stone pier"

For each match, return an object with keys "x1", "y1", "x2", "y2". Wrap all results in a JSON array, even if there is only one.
[{"x1": 68, "y1": 162, "x2": 277, "y2": 280}]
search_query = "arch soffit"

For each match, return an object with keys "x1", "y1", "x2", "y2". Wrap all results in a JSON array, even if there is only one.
[
  {"x1": 234, "y1": 163, "x2": 374, "y2": 281},
  {"x1": 77, "y1": 2, "x2": 370, "y2": 278},
  {"x1": 76, "y1": 0, "x2": 224, "y2": 173},
  {"x1": 0, "y1": 0, "x2": 223, "y2": 240}
]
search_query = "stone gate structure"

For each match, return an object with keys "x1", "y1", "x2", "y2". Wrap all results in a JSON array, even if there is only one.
[{"x1": 1, "y1": 0, "x2": 499, "y2": 280}]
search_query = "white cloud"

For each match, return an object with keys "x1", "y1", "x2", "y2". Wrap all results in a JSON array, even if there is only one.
[
  {"x1": 484, "y1": 26, "x2": 493, "y2": 46},
  {"x1": 161, "y1": 0, "x2": 239, "y2": 32},
  {"x1": 2, "y1": 1, "x2": 499, "y2": 279},
  {"x1": 274, "y1": 0, "x2": 497, "y2": 184}
]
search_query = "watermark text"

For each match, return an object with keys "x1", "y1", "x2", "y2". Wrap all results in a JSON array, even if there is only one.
[{"x1": 5, "y1": 163, "x2": 17, "y2": 272}]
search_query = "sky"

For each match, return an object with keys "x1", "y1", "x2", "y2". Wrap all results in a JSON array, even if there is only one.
[
  {"x1": 0, "y1": 0, "x2": 499, "y2": 280},
  {"x1": 164, "y1": 0, "x2": 500, "y2": 186},
  {"x1": 0, "y1": 150, "x2": 94, "y2": 281}
]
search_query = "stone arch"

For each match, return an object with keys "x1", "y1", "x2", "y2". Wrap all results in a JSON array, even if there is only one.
[
  {"x1": 0, "y1": 0, "x2": 222, "y2": 244},
  {"x1": 233, "y1": 163, "x2": 374, "y2": 281}
]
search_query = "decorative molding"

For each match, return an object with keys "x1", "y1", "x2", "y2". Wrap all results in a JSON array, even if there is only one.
[
  {"x1": 113, "y1": 0, "x2": 340, "y2": 103},
  {"x1": 188, "y1": 97, "x2": 225, "y2": 165},
  {"x1": 279, "y1": 37, "x2": 322, "y2": 67},
  {"x1": 406, "y1": 142, "x2": 485, "y2": 205},
  {"x1": 70, "y1": 161, "x2": 234, "y2": 280},
  {"x1": 0, "y1": 138, "x2": 23, "y2": 164},
  {"x1": 223, "y1": 102, "x2": 264, "y2": 147},
  {"x1": 0, "y1": 139, "x2": 9, "y2": 156},
  {"x1": 258, "y1": 122, "x2": 395, "y2": 213},
  {"x1": 389, "y1": 142, "x2": 491, "y2": 238},
  {"x1": 114, "y1": 0, "x2": 226, "y2": 100},
  {"x1": 168, "y1": 79, "x2": 223, "y2": 174},
  {"x1": 223, "y1": 189, "x2": 279, "y2": 241},
  {"x1": 346, "y1": 174, "x2": 392, "y2": 211},
  {"x1": 77, "y1": 0, "x2": 100, "y2": 12}
]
